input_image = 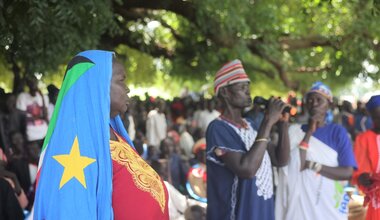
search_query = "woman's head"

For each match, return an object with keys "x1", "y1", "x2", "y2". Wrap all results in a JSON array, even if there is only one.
[
  {"x1": 110, "y1": 60, "x2": 130, "y2": 117},
  {"x1": 366, "y1": 95, "x2": 380, "y2": 129},
  {"x1": 160, "y1": 137, "x2": 175, "y2": 158},
  {"x1": 305, "y1": 82, "x2": 332, "y2": 120}
]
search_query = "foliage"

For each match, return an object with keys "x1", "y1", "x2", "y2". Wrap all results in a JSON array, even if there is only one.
[{"x1": 0, "y1": 0, "x2": 114, "y2": 74}]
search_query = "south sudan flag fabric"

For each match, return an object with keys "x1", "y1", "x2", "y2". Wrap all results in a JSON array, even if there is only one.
[{"x1": 34, "y1": 50, "x2": 115, "y2": 219}]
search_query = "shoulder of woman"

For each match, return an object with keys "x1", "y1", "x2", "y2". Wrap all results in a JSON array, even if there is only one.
[
  {"x1": 326, "y1": 122, "x2": 346, "y2": 132},
  {"x1": 356, "y1": 129, "x2": 375, "y2": 140}
]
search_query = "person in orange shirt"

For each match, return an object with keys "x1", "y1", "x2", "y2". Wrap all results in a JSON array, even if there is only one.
[{"x1": 353, "y1": 95, "x2": 380, "y2": 220}]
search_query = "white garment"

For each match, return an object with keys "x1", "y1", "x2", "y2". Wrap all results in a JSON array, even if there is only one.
[
  {"x1": 198, "y1": 110, "x2": 220, "y2": 133},
  {"x1": 16, "y1": 92, "x2": 49, "y2": 141},
  {"x1": 29, "y1": 163, "x2": 38, "y2": 185},
  {"x1": 127, "y1": 115, "x2": 136, "y2": 141},
  {"x1": 224, "y1": 118, "x2": 273, "y2": 200},
  {"x1": 179, "y1": 131, "x2": 194, "y2": 158},
  {"x1": 48, "y1": 103, "x2": 55, "y2": 120},
  {"x1": 193, "y1": 109, "x2": 202, "y2": 128},
  {"x1": 146, "y1": 109, "x2": 167, "y2": 148},
  {"x1": 275, "y1": 124, "x2": 349, "y2": 220},
  {"x1": 164, "y1": 181, "x2": 206, "y2": 220}
]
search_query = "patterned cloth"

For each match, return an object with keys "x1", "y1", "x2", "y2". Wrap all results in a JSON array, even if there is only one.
[
  {"x1": 111, "y1": 131, "x2": 169, "y2": 220},
  {"x1": 34, "y1": 50, "x2": 115, "y2": 219},
  {"x1": 206, "y1": 117, "x2": 274, "y2": 220},
  {"x1": 214, "y1": 59, "x2": 250, "y2": 95},
  {"x1": 275, "y1": 123, "x2": 357, "y2": 220},
  {"x1": 306, "y1": 81, "x2": 333, "y2": 103}
]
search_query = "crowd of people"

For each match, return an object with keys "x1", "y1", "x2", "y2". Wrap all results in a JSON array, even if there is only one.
[{"x1": 0, "y1": 51, "x2": 379, "y2": 220}]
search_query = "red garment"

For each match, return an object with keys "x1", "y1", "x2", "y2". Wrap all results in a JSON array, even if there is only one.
[
  {"x1": 111, "y1": 134, "x2": 169, "y2": 220},
  {"x1": 353, "y1": 130, "x2": 380, "y2": 220}
]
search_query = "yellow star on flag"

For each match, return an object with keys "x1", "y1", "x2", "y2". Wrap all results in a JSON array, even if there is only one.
[{"x1": 53, "y1": 136, "x2": 96, "y2": 189}]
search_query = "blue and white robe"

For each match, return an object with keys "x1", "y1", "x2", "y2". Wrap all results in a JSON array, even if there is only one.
[{"x1": 275, "y1": 123, "x2": 357, "y2": 220}]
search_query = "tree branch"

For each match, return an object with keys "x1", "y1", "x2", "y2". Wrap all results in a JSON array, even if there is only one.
[
  {"x1": 118, "y1": 0, "x2": 196, "y2": 21},
  {"x1": 248, "y1": 40, "x2": 299, "y2": 89},
  {"x1": 293, "y1": 65, "x2": 331, "y2": 73},
  {"x1": 114, "y1": 8, "x2": 150, "y2": 22},
  {"x1": 100, "y1": 31, "x2": 175, "y2": 59},
  {"x1": 279, "y1": 35, "x2": 337, "y2": 50},
  {"x1": 245, "y1": 64, "x2": 275, "y2": 79},
  {"x1": 153, "y1": 16, "x2": 183, "y2": 41}
]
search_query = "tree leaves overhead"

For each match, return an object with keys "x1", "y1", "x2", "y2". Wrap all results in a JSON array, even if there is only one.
[
  {"x1": 1, "y1": 0, "x2": 380, "y2": 94},
  {"x1": 1, "y1": 0, "x2": 113, "y2": 73}
]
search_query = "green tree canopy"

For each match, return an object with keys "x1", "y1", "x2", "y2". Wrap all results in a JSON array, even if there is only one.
[{"x1": 1, "y1": 0, "x2": 380, "y2": 95}]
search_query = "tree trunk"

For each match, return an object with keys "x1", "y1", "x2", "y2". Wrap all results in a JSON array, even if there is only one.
[{"x1": 11, "y1": 60, "x2": 23, "y2": 95}]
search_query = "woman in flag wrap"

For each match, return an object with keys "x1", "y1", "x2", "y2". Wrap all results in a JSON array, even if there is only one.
[
  {"x1": 352, "y1": 95, "x2": 380, "y2": 220},
  {"x1": 275, "y1": 82, "x2": 357, "y2": 220},
  {"x1": 33, "y1": 50, "x2": 169, "y2": 219}
]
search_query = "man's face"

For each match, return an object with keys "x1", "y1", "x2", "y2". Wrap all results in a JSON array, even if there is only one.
[
  {"x1": 157, "y1": 100, "x2": 166, "y2": 113},
  {"x1": 27, "y1": 77, "x2": 39, "y2": 92},
  {"x1": 225, "y1": 82, "x2": 252, "y2": 108},
  {"x1": 306, "y1": 92, "x2": 330, "y2": 121}
]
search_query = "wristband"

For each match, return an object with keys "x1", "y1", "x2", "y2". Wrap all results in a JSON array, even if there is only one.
[
  {"x1": 254, "y1": 138, "x2": 269, "y2": 143},
  {"x1": 313, "y1": 162, "x2": 322, "y2": 173},
  {"x1": 308, "y1": 161, "x2": 315, "y2": 170},
  {"x1": 299, "y1": 141, "x2": 309, "y2": 150}
]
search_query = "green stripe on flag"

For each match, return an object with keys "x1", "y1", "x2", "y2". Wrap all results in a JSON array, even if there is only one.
[{"x1": 41, "y1": 62, "x2": 95, "y2": 151}]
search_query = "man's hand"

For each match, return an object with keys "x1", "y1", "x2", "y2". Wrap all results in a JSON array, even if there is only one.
[
  {"x1": 307, "y1": 107, "x2": 326, "y2": 133},
  {"x1": 265, "y1": 98, "x2": 287, "y2": 126},
  {"x1": 279, "y1": 112, "x2": 290, "y2": 123}
]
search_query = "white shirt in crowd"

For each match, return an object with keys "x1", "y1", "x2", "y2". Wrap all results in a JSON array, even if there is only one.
[
  {"x1": 128, "y1": 115, "x2": 136, "y2": 141},
  {"x1": 146, "y1": 109, "x2": 167, "y2": 148},
  {"x1": 179, "y1": 131, "x2": 195, "y2": 158},
  {"x1": 198, "y1": 109, "x2": 220, "y2": 133},
  {"x1": 164, "y1": 181, "x2": 206, "y2": 220},
  {"x1": 16, "y1": 92, "x2": 49, "y2": 141}
]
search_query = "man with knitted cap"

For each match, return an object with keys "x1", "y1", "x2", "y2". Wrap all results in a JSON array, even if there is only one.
[{"x1": 206, "y1": 59, "x2": 290, "y2": 220}]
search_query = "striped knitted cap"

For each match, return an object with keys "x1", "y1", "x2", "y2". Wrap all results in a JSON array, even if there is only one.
[{"x1": 214, "y1": 59, "x2": 250, "y2": 95}]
